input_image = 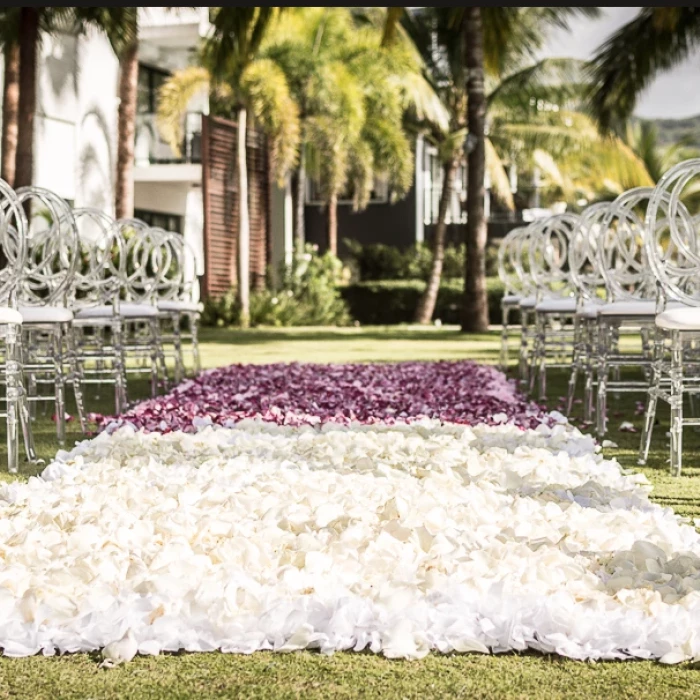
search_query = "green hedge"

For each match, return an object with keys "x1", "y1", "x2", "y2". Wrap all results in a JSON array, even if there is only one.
[{"x1": 340, "y1": 278, "x2": 507, "y2": 326}]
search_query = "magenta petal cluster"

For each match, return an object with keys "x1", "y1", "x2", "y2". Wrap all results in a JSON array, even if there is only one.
[{"x1": 98, "y1": 361, "x2": 549, "y2": 433}]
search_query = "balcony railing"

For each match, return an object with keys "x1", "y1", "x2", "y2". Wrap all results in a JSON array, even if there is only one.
[{"x1": 134, "y1": 112, "x2": 202, "y2": 165}]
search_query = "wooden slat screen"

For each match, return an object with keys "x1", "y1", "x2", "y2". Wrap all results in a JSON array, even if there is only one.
[{"x1": 201, "y1": 114, "x2": 269, "y2": 299}]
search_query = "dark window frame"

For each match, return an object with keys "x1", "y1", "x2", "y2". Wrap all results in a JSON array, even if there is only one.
[{"x1": 134, "y1": 209, "x2": 183, "y2": 234}]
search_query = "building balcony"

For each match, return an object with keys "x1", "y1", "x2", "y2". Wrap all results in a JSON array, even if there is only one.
[{"x1": 134, "y1": 112, "x2": 202, "y2": 184}]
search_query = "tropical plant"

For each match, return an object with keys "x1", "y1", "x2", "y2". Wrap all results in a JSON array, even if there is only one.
[
  {"x1": 589, "y1": 8, "x2": 700, "y2": 132},
  {"x1": 265, "y1": 8, "x2": 432, "y2": 256},
  {"x1": 388, "y1": 8, "x2": 610, "y2": 326},
  {"x1": 158, "y1": 7, "x2": 297, "y2": 328}
]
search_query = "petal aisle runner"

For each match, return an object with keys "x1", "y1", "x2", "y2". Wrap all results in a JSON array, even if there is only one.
[{"x1": 1, "y1": 363, "x2": 699, "y2": 663}]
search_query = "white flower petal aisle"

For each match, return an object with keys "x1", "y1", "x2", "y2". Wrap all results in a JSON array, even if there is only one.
[{"x1": 2, "y1": 419, "x2": 700, "y2": 663}]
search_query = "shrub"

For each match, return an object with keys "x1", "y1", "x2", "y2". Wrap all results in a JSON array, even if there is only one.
[
  {"x1": 201, "y1": 245, "x2": 351, "y2": 327},
  {"x1": 340, "y1": 278, "x2": 506, "y2": 326},
  {"x1": 344, "y1": 240, "x2": 496, "y2": 282}
]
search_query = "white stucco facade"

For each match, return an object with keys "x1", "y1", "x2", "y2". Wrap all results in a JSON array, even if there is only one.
[{"x1": 0, "y1": 8, "x2": 209, "y2": 270}]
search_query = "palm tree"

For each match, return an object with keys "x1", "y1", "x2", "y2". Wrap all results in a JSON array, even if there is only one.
[
  {"x1": 158, "y1": 8, "x2": 297, "y2": 327},
  {"x1": 14, "y1": 8, "x2": 41, "y2": 189},
  {"x1": 589, "y1": 8, "x2": 700, "y2": 132},
  {"x1": 0, "y1": 10, "x2": 19, "y2": 186}
]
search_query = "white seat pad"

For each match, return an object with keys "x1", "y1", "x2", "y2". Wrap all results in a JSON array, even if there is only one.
[
  {"x1": 75, "y1": 303, "x2": 159, "y2": 320},
  {"x1": 19, "y1": 306, "x2": 73, "y2": 324},
  {"x1": 598, "y1": 300, "x2": 657, "y2": 317},
  {"x1": 158, "y1": 300, "x2": 204, "y2": 313},
  {"x1": 655, "y1": 305, "x2": 700, "y2": 330},
  {"x1": 576, "y1": 302, "x2": 603, "y2": 319},
  {"x1": 535, "y1": 297, "x2": 576, "y2": 314},
  {"x1": 518, "y1": 295, "x2": 538, "y2": 309},
  {"x1": 0, "y1": 307, "x2": 23, "y2": 325}
]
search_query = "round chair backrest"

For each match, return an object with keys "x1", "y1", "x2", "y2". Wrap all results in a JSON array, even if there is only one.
[
  {"x1": 114, "y1": 219, "x2": 172, "y2": 305},
  {"x1": 646, "y1": 158, "x2": 700, "y2": 307},
  {"x1": 528, "y1": 213, "x2": 580, "y2": 299},
  {"x1": 569, "y1": 202, "x2": 611, "y2": 305},
  {"x1": 72, "y1": 208, "x2": 122, "y2": 307},
  {"x1": 15, "y1": 187, "x2": 78, "y2": 307},
  {"x1": 0, "y1": 179, "x2": 27, "y2": 307},
  {"x1": 498, "y1": 226, "x2": 529, "y2": 298},
  {"x1": 597, "y1": 187, "x2": 657, "y2": 302}
]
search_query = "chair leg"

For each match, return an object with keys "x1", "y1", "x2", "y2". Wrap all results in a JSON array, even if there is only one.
[
  {"x1": 639, "y1": 329, "x2": 663, "y2": 466},
  {"x1": 112, "y1": 318, "x2": 128, "y2": 414},
  {"x1": 596, "y1": 321, "x2": 609, "y2": 437},
  {"x1": 16, "y1": 333, "x2": 38, "y2": 464},
  {"x1": 191, "y1": 314, "x2": 202, "y2": 375},
  {"x1": 172, "y1": 313, "x2": 184, "y2": 384},
  {"x1": 669, "y1": 330, "x2": 683, "y2": 477},
  {"x1": 6, "y1": 324, "x2": 21, "y2": 474},
  {"x1": 500, "y1": 304, "x2": 509, "y2": 371},
  {"x1": 65, "y1": 324, "x2": 87, "y2": 434},
  {"x1": 519, "y1": 310, "x2": 529, "y2": 390},
  {"x1": 566, "y1": 315, "x2": 581, "y2": 414},
  {"x1": 53, "y1": 328, "x2": 66, "y2": 448}
]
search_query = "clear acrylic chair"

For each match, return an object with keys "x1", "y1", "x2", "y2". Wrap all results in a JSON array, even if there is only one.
[
  {"x1": 594, "y1": 187, "x2": 661, "y2": 436},
  {"x1": 497, "y1": 226, "x2": 529, "y2": 372},
  {"x1": 15, "y1": 186, "x2": 86, "y2": 446},
  {"x1": 70, "y1": 208, "x2": 129, "y2": 414},
  {"x1": 566, "y1": 202, "x2": 612, "y2": 421},
  {"x1": 156, "y1": 232, "x2": 203, "y2": 382},
  {"x1": 639, "y1": 159, "x2": 700, "y2": 475},
  {"x1": 527, "y1": 213, "x2": 580, "y2": 400},
  {"x1": 0, "y1": 180, "x2": 37, "y2": 472}
]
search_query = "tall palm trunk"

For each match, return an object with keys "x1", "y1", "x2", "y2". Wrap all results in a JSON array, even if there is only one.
[
  {"x1": 15, "y1": 8, "x2": 39, "y2": 189},
  {"x1": 415, "y1": 156, "x2": 457, "y2": 324},
  {"x1": 461, "y1": 7, "x2": 489, "y2": 333},
  {"x1": 327, "y1": 191, "x2": 338, "y2": 256},
  {"x1": 115, "y1": 39, "x2": 138, "y2": 219},
  {"x1": 1, "y1": 41, "x2": 20, "y2": 186},
  {"x1": 295, "y1": 145, "x2": 306, "y2": 249},
  {"x1": 237, "y1": 106, "x2": 251, "y2": 328}
]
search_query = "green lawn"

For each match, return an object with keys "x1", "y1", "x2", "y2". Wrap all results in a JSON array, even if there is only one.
[{"x1": 1, "y1": 325, "x2": 699, "y2": 700}]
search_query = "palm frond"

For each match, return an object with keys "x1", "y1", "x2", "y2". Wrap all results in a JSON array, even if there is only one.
[
  {"x1": 240, "y1": 58, "x2": 300, "y2": 183},
  {"x1": 588, "y1": 7, "x2": 700, "y2": 130},
  {"x1": 156, "y1": 66, "x2": 213, "y2": 156},
  {"x1": 485, "y1": 138, "x2": 514, "y2": 210}
]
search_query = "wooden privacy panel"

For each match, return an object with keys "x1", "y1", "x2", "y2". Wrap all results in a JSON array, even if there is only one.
[{"x1": 201, "y1": 115, "x2": 269, "y2": 299}]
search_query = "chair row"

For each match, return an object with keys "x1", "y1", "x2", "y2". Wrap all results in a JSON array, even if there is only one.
[
  {"x1": 498, "y1": 158, "x2": 700, "y2": 476},
  {"x1": 0, "y1": 181, "x2": 202, "y2": 472}
]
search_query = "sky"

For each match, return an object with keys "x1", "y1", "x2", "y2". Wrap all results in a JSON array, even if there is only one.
[{"x1": 542, "y1": 7, "x2": 700, "y2": 120}]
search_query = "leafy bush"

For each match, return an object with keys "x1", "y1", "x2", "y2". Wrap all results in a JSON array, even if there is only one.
[
  {"x1": 344, "y1": 240, "x2": 496, "y2": 282},
  {"x1": 202, "y1": 245, "x2": 351, "y2": 327},
  {"x1": 340, "y1": 278, "x2": 507, "y2": 326}
]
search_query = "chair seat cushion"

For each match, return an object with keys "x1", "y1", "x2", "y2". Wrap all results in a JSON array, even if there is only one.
[
  {"x1": 0, "y1": 307, "x2": 23, "y2": 325},
  {"x1": 535, "y1": 297, "x2": 576, "y2": 314},
  {"x1": 598, "y1": 300, "x2": 658, "y2": 317},
  {"x1": 75, "y1": 303, "x2": 159, "y2": 320},
  {"x1": 518, "y1": 295, "x2": 538, "y2": 309},
  {"x1": 576, "y1": 302, "x2": 604, "y2": 319},
  {"x1": 158, "y1": 300, "x2": 203, "y2": 313},
  {"x1": 655, "y1": 305, "x2": 700, "y2": 330},
  {"x1": 19, "y1": 306, "x2": 73, "y2": 324}
]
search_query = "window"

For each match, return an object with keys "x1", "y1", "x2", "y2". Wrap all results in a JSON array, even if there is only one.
[
  {"x1": 305, "y1": 176, "x2": 390, "y2": 205},
  {"x1": 134, "y1": 209, "x2": 183, "y2": 233},
  {"x1": 137, "y1": 64, "x2": 170, "y2": 114}
]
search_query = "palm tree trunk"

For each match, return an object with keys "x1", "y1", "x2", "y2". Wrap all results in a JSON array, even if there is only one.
[
  {"x1": 461, "y1": 7, "x2": 490, "y2": 333},
  {"x1": 295, "y1": 145, "x2": 306, "y2": 249},
  {"x1": 415, "y1": 157, "x2": 457, "y2": 324},
  {"x1": 115, "y1": 39, "x2": 139, "y2": 219},
  {"x1": 2, "y1": 41, "x2": 20, "y2": 186},
  {"x1": 15, "y1": 8, "x2": 39, "y2": 189},
  {"x1": 327, "y1": 191, "x2": 338, "y2": 256},
  {"x1": 237, "y1": 106, "x2": 251, "y2": 328}
]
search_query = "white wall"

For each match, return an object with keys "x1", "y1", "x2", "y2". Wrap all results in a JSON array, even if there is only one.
[{"x1": 33, "y1": 29, "x2": 119, "y2": 213}]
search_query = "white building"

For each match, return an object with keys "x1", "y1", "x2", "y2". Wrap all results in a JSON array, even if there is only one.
[{"x1": 1, "y1": 8, "x2": 212, "y2": 281}]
